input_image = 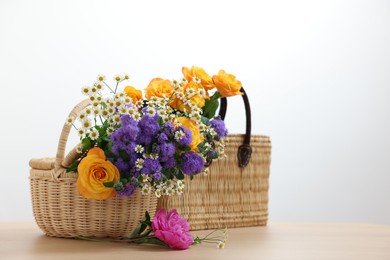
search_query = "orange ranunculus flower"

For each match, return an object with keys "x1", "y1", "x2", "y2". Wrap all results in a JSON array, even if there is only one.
[
  {"x1": 145, "y1": 78, "x2": 174, "y2": 99},
  {"x1": 182, "y1": 66, "x2": 215, "y2": 91},
  {"x1": 124, "y1": 86, "x2": 143, "y2": 104},
  {"x1": 177, "y1": 117, "x2": 204, "y2": 151},
  {"x1": 77, "y1": 147, "x2": 120, "y2": 200},
  {"x1": 212, "y1": 70, "x2": 243, "y2": 97}
]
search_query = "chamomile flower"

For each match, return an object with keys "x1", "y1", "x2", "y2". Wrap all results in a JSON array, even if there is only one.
[
  {"x1": 95, "y1": 82, "x2": 104, "y2": 91},
  {"x1": 123, "y1": 74, "x2": 130, "y2": 80},
  {"x1": 202, "y1": 167, "x2": 210, "y2": 177},
  {"x1": 114, "y1": 75, "x2": 122, "y2": 82},
  {"x1": 175, "y1": 130, "x2": 185, "y2": 141},
  {"x1": 141, "y1": 174, "x2": 149, "y2": 183},
  {"x1": 146, "y1": 107, "x2": 156, "y2": 117},
  {"x1": 84, "y1": 108, "x2": 92, "y2": 115},
  {"x1": 135, "y1": 158, "x2": 144, "y2": 171},
  {"x1": 107, "y1": 107, "x2": 115, "y2": 115},
  {"x1": 81, "y1": 86, "x2": 90, "y2": 95},
  {"x1": 89, "y1": 129, "x2": 99, "y2": 140},
  {"x1": 141, "y1": 184, "x2": 151, "y2": 195},
  {"x1": 100, "y1": 109, "x2": 109, "y2": 117},
  {"x1": 97, "y1": 75, "x2": 106, "y2": 82},
  {"x1": 92, "y1": 107, "x2": 100, "y2": 116},
  {"x1": 106, "y1": 127, "x2": 115, "y2": 136},
  {"x1": 123, "y1": 96, "x2": 132, "y2": 104},
  {"x1": 150, "y1": 153, "x2": 159, "y2": 160},
  {"x1": 134, "y1": 145, "x2": 144, "y2": 154},
  {"x1": 155, "y1": 189, "x2": 162, "y2": 198},
  {"x1": 217, "y1": 241, "x2": 225, "y2": 249},
  {"x1": 65, "y1": 117, "x2": 74, "y2": 125},
  {"x1": 77, "y1": 128, "x2": 86, "y2": 137},
  {"x1": 76, "y1": 144, "x2": 83, "y2": 154},
  {"x1": 165, "y1": 186, "x2": 174, "y2": 196},
  {"x1": 197, "y1": 88, "x2": 206, "y2": 97},
  {"x1": 176, "y1": 186, "x2": 184, "y2": 195},
  {"x1": 128, "y1": 107, "x2": 136, "y2": 116},
  {"x1": 192, "y1": 76, "x2": 201, "y2": 84},
  {"x1": 135, "y1": 100, "x2": 143, "y2": 108},
  {"x1": 133, "y1": 112, "x2": 141, "y2": 121},
  {"x1": 90, "y1": 86, "x2": 98, "y2": 95},
  {"x1": 81, "y1": 119, "x2": 92, "y2": 129},
  {"x1": 112, "y1": 115, "x2": 121, "y2": 124},
  {"x1": 118, "y1": 105, "x2": 128, "y2": 114}
]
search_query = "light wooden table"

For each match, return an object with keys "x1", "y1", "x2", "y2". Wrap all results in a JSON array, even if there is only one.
[{"x1": 1, "y1": 222, "x2": 389, "y2": 260}]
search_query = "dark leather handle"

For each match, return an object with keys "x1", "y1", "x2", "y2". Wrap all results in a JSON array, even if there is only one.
[{"x1": 218, "y1": 87, "x2": 252, "y2": 168}]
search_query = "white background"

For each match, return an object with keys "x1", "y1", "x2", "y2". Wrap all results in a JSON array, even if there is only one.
[{"x1": 0, "y1": 0, "x2": 389, "y2": 224}]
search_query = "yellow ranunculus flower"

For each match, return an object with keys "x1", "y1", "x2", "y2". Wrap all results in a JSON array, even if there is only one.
[
  {"x1": 177, "y1": 117, "x2": 203, "y2": 151},
  {"x1": 145, "y1": 78, "x2": 174, "y2": 99},
  {"x1": 77, "y1": 147, "x2": 120, "y2": 200},
  {"x1": 182, "y1": 66, "x2": 215, "y2": 91},
  {"x1": 124, "y1": 86, "x2": 143, "y2": 104},
  {"x1": 212, "y1": 70, "x2": 243, "y2": 97}
]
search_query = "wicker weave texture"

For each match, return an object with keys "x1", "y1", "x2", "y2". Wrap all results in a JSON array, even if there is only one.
[
  {"x1": 30, "y1": 159, "x2": 158, "y2": 238},
  {"x1": 157, "y1": 134, "x2": 271, "y2": 230}
]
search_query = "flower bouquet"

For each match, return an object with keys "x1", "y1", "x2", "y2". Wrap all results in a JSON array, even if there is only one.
[
  {"x1": 29, "y1": 66, "x2": 243, "y2": 248},
  {"x1": 66, "y1": 66, "x2": 243, "y2": 201}
]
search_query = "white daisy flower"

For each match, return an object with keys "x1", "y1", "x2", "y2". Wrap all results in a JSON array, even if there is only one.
[
  {"x1": 128, "y1": 107, "x2": 136, "y2": 116},
  {"x1": 202, "y1": 167, "x2": 210, "y2": 177},
  {"x1": 106, "y1": 127, "x2": 115, "y2": 136},
  {"x1": 114, "y1": 75, "x2": 122, "y2": 82},
  {"x1": 136, "y1": 100, "x2": 143, "y2": 108},
  {"x1": 155, "y1": 189, "x2": 162, "y2": 198},
  {"x1": 92, "y1": 107, "x2": 100, "y2": 116},
  {"x1": 133, "y1": 112, "x2": 141, "y2": 121},
  {"x1": 77, "y1": 128, "x2": 86, "y2": 137},
  {"x1": 141, "y1": 174, "x2": 149, "y2": 183},
  {"x1": 90, "y1": 86, "x2": 98, "y2": 95},
  {"x1": 97, "y1": 75, "x2": 106, "y2": 82},
  {"x1": 165, "y1": 187, "x2": 174, "y2": 196},
  {"x1": 123, "y1": 96, "x2": 132, "y2": 104},
  {"x1": 81, "y1": 119, "x2": 92, "y2": 129},
  {"x1": 134, "y1": 145, "x2": 144, "y2": 154},
  {"x1": 95, "y1": 82, "x2": 104, "y2": 91},
  {"x1": 175, "y1": 130, "x2": 184, "y2": 141},
  {"x1": 146, "y1": 107, "x2": 156, "y2": 117},
  {"x1": 65, "y1": 117, "x2": 74, "y2": 125},
  {"x1": 192, "y1": 76, "x2": 201, "y2": 84},
  {"x1": 78, "y1": 113, "x2": 86, "y2": 121},
  {"x1": 84, "y1": 108, "x2": 92, "y2": 115},
  {"x1": 76, "y1": 144, "x2": 83, "y2": 154},
  {"x1": 89, "y1": 129, "x2": 99, "y2": 140},
  {"x1": 135, "y1": 158, "x2": 144, "y2": 171},
  {"x1": 197, "y1": 88, "x2": 206, "y2": 97},
  {"x1": 150, "y1": 153, "x2": 159, "y2": 160},
  {"x1": 118, "y1": 105, "x2": 128, "y2": 114},
  {"x1": 141, "y1": 184, "x2": 151, "y2": 195},
  {"x1": 81, "y1": 86, "x2": 90, "y2": 96},
  {"x1": 112, "y1": 115, "x2": 121, "y2": 124},
  {"x1": 123, "y1": 74, "x2": 130, "y2": 80},
  {"x1": 176, "y1": 187, "x2": 184, "y2": 195},
  {"x1": 217, "y1": 241, "x2": 225, "y2": 249},
  {"x1": 100, "y1": 109, "x2": 109, "y2": 117}
]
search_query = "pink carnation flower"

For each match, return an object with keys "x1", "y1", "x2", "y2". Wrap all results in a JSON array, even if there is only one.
[{"x1": 152, "y1": 208, "x2": 193, "y2": 250}]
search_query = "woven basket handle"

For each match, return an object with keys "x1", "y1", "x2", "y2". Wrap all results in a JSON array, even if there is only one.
[
  {"x1": 218, "y1": 87, "x2": 252, "y2": 168},
  {"x1": 54, "y1": 99, "x2": 91, "y2": 177}
]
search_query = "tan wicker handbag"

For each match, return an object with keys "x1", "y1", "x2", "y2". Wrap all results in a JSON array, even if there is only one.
[
  {"x1": 158, "y1": 88, "x2": 272, "y2": 230},
  {"x1": 29, "y1": 100, "x2": 157, "y2": 238}
]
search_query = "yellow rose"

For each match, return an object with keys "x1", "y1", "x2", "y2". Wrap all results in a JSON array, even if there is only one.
[
  {"x1": 212, "y1": 70, "x2": 243, "y2": 97},
  {"x1": 77, "y1": 147, "x2": 120, "y2": 200},
  {"x1": 145, "y1": 78, "x2": 174, "y2": 99},
  {"x1": 124, "y1": 86, "x2": 143, "y2": 104},
  {"x1": 182, "y1": 66, "x2": 215, "y2": 91},
  {"x1": 177, "y1": 117, "x2": 203, "y2": 151}
]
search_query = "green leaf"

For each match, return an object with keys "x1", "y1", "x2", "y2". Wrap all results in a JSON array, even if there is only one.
[
  {"x1": 176, "y1": 171, "x2": 184, "y2": 180},
  {"x1": 138, "y1": 237, "x2": 169, "y2": 247},
  {"x1": 103, "y1": 181, "x2": 115, "y2": 188},
  {"x1": 202, "y1": 99, "x2": 219, "y2": 119},
  {"x1": 66, "y1": 161, "x2": 79, "y2": 173},
  {"x1": 200, "y1": 116, "x2": 210, "y2": 126}
]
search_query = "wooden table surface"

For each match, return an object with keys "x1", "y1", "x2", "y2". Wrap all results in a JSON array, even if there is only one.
[{"x1": 1, "y1": 222, "x2": 389, "y2": 260}]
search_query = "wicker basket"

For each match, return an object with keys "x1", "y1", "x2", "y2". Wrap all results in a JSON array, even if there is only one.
[
  {"x1": 29, "y1": 100, "x2": 157, "y2": 238},
  {"x1": 158, "y1": 88, "x2": 271, "y2": 230}
]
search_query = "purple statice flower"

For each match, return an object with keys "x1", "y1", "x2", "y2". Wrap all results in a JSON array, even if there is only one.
[
  {"x1": 163, "y1": 157, "x2": 176, "y2": 169},
  {"x1": 136, "y1": 114, "x2": 160, "y2": 145},
  {"x1": 156, "y1": 142, "x2": 176, "y2": 162},
  {"x1": 142, "y1": 158, "x2": 162, "y2": 175},
  {"x1": 181, "y1": 152, "x2": 204, "y2": 176},
  {"x1": 116, "y1": 183, "x2": 136, "y2": 197},
  {"x1": 210, "y1": 118, "x2": 228, "y2": 139}
]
